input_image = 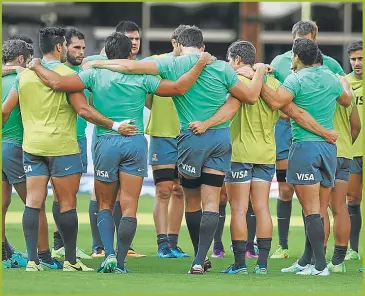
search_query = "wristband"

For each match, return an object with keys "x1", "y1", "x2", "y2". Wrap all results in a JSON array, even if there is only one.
[{"x1": 112, "y1": 122, "x2": 121, "y2": 131}]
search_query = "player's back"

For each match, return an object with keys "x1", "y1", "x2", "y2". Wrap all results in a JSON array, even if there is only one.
[
  {"x1": 17, "y1": 60, "x2": 78, "y2": 156},
  {"x1": 285, "y1": 66, "x2": 344, "y2": 143},
  {"x1": 79, "y1": 68, "x2": 160, "y2": 136},
  {"x1": 155, "y1": 53, "x2": 238, "y2": 130},
  {"x1": 230, "y1": 75, "x2": 280, "y2": 164},
  {"x1": 2, "y1": 73, "x2": 23, "y2": 145}
]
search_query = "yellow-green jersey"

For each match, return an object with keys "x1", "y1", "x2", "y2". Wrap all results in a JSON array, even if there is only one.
[
  {"x1": 333, "y1": 101, "x2": 353, "y2": 159},
  {"x1": 144, "y1": 52, "x2": 180, "y2": 138},
  {"x1": 14, "y1": 59, "x2": 79, "y2": 156},
  {"x1": 346, "y1": 72, "x2": 363, "y2": 157},
  {"x1": 230, "y1": 75, "x2": 280, "y2": 164}
]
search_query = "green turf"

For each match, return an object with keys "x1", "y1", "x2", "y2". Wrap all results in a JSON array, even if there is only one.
[{"x1": 2, "y1": 194, "x2": 363, "y2": 295}]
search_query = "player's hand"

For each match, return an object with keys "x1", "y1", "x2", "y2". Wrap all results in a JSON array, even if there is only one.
[
  {"x1": 27, "y1": 58, "x2": 42, "y2": 70},
  {"x1": 236, "y1": 66, "x2": 255, "y2": 79},
  {"x1": 199, "y1": 52, "x2": 216, "y2": 65},
  {"x1": 82, "y1": 61, "x2": 95, "y2": 71},
  {"x1": 323, "y1": 130, "x2": 339, "y2": 144},
  {"x1": 118, "y1": 120, "x2": 138, "y2": 136},
  {"x1": 252, "y1": 63, "x2": 266, "y2": 71},
  {"x1": 265, "y1": 64, "x2": 274, "y2": 73},
  {"x1": 189, "y1": 121, "x2": 209, "y2": 135}
]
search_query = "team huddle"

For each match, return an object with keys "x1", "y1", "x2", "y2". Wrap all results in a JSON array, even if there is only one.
[{"x1": 1, "y1": 19, "x2": 363, "y2": 276}]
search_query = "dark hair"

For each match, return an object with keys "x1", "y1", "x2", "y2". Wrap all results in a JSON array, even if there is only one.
[
  {"x1": 227, "y1": 40, "x2": 256, "y2": 66},
  {"x1": 105, "y1": 32, "x2": 132, "y2": 59},
  {"x1": 292, "y1": 20, "x2": 318, "y2": 39},
  {"x1": 314, "y1": 49, "x2": 323, "y2": 65},
  {"x1": 65, "y1": 27, "x2": 85, "y2": 46},
  {"x1": 292, "y1": 38, "x2": 318, "y2": 66},
  {"x1": 39, "y1": 27, "x2": 66, "y2": 55},
  {"x1": 177, "y1": 26, "x2": 203, "y2": 48},
  {"x1": 8, "y1": 35, "x2": 34, "y2": 44},
  {"x1": 172, "y1": 25, "x2": 190, "y2": 40},
  {"x1": 347, "y1": 40, "x2": 362, "y2": 54},
  {"x1": 2, "y1": 39, "x2": 34, "y2": 64},
  {"x1": 115, "y1": 21, "x2": 140, "y2": 33}
]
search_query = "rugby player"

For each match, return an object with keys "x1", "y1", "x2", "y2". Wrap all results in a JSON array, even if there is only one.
[
  {"x1": 345, "y1": 40, "x2": 363, "y2": 261},
  {"x1": 270, "y1": 20, "x2": 345, "y2": 259},
  {"x1": 85, "y1": 26, "x2": 270, "y2": 274},
  {"x1": 144, "y1": 24, "x2": 190, "y2": 259},
  {"x1": 261, "y1": 38, "x2": 352, "y2": 276},
  {"x1": 51, "y1": 28, "x2": 92, "y2": 261},
  {"x1": 29, "y1": 32, "x2": 214, "y2": 273},
  {"x1": 2, "y1": 27, "x2": 124, "y2": 272}
]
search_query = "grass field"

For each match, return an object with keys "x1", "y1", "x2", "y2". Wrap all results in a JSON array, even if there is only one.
[{"x1": 2, "y1": 194, "x2": 363, "y2": 295}]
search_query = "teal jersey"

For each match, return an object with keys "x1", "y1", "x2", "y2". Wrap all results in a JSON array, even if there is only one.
[
  {"x1": 64, "y1": 63, "x2": 91, "y2": 140},
  {"x1": 282, "y1": 66, "x2": 344, "y2": 143},
  {"x1": 83, "y1": 54, "x2": 108, "y2": 62},
  {"x1": 2, "y1": 73, "x2": 23, "y2": 145},
  {"x1": 271, "y1": 50, "x2": 345, "y2": 83},
  {"x1": 154, "y1": 53, "x2": 238, "y2": 130},
  {"x1": 79, "y1": 68, "x2": 161, "y2": 136}
]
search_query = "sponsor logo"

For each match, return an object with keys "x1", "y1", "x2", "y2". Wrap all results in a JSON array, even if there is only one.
[
  {"x1": 18, "y1": 174, "x2": 26, "y2": 179},
  {"x1": 296, "y1": 173, "x2": 314, "y2": 181},
  {"x1": 23, "y1": 165, "x2": 32, "y2": 173},
  {"x1": 137, "y1": 168, "x2": 145, "y2": 172},
  {"x1": 181, "y1": 163, "x2": 196, "y2": 174},
  {"x1": 231, "y1": 170, "x2": 248, "y2": 179},
  {"x1": 96, "y1": 170, "x2": 109, "y2": 178},
  {"x1": 65, "y1": 166, "x2": 73, "y2": 171},
  {"x1": 151, "y1": 154, "x2": 158, "y2": 162}
]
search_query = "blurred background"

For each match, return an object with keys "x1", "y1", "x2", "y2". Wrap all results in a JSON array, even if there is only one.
[{"x1": 2, "y1": 1, "x2": 363, "y2": 195}]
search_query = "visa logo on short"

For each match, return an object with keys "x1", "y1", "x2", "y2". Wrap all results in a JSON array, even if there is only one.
[
  {"x1": 232, "y1": 170, "x2": 248, "y2": 179},
  {"x1": 96, "y1": 170, "x2": 109, "y2": 178},
  {"x1": 296, "y1": 173, "x2": 314, "y2": 181},
  {"x1": 23, "y1": 165, "x2": 32, "y2": 173},
  {"x1": 181, "y1": 163, "x2": 196, "y2": 174}
]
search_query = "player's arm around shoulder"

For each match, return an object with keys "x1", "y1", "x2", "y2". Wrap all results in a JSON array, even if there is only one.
[
  {"x1": 28, "y1": 58, "x2": 85, "y2": 92},
  {"x1": 336, "y1": 74, "x2": 353, "y2": 107}
]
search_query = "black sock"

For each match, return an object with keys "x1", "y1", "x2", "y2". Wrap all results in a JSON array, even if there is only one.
[
  {"x1": 193, "y1": 211, "x2": 219, "y2": 267},
  {"x1": 185, "y1": 210, "x2": 202, "y2": 256},
  {"x1": 257, "y1": 238, "x2": 272, "y2": 267},
  {"x1": 320, "y1": 216, "x2": 327, "y2": 255},
  {"x1": 246, "y1": 201, "x2": 256, "y2": 244},
  {"x1": 232, "y1": 240, "x2": 247, "y2": 267},
  {"x1": 22, "y1": 206, "x2": 40, "y2": 264},
  {"x1": 113, "y1": 201, "x2": 122, "y2": 231},
  {"x1": 53, "y1": 231, "x2": 64, "y2": 250},
  {"x1": 89, "y1": 200, "x2": 103, "y2": 250},
  {"x1": 38, "y1": 249, "x2": 53, "y2": 264},
  {"x1": 332, "y1": 245, "x2": 347, "y2": 265},
  {"x1": 277, "y1": 199, "x2": 292, "y2": 249},
  {"x1": 168, "y1": 234, "x2": 178, "y2": 249},
  {"x1": 348, "y1": 204, "x2": 361, "y2": 252},
  {"x1": 4, "y1": 237, "x2": 14, "y2": 258},
  {"x1": 214, "y1": 204, "x2": 226, "y2": 245},
  {"x1": 52, "y1": 201, "x2": 64, "y2": 244},
  {"x1": 2, "y1": 241, "x2": 8, "y2": 261},
  {"x1": 157, "y1": 234, "x2": 168, "y2": 249},
  {"x1": 305, "y1": 214, "x2": 326, "y2": 271},
  {"x1": 58, "y1": 209, "x2": 78, "y2": 264},
  {"x1": 117, "y1": 217, "x2": 137, "y2": 269}
]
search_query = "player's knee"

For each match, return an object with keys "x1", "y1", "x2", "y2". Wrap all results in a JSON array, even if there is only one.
[
  {"x1": 279, "y1": 182, "x2": 294, "y2": 201},
  {"x1": 172, "y1": 184, "x2": 184, "y2": 199},
  {"x1": 156, "y1": 184, "x2": 173, "y2": 201}
]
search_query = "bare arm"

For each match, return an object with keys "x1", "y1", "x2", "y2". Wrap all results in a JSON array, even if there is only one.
[
  {"x1": 281, "y1": 102, "x2": 339, "y2": 144},
  {"x1": 228, "y1": 64, "x2": 266, "y2": 104},
  {"x1": 189, "y1": 96, "x2": 241, "y2": 134},
  {"x1": 261, "y1": 84, "x2": 294, "y2": 110},
  {"x1": 2, "y1": 90, "x2": 19, "y2": 127},
  {"x1": 29, "y1": 60, "x2": 85, "y2": 92},
  {"x1": 145, "y1": 94, "x2": 153, "y2": 110},
  {"x1": 349, "y1": 104, "x2": 361, "y2": 144},
  {"x1": 2, "y1": 65, "x2": 23, "y2": 77},
  {"x1": 69, "y1": 92, "x2": 138, "y2": 136},
  {"x1": 89, "y1": 59, "x2": 159, "y2": 75},
  {"x1": 154, "y1": 53, "x2": 213, "y2": 96},
  {"x1": 336, "y1": 75, "x2": 353, "y2": 107}
]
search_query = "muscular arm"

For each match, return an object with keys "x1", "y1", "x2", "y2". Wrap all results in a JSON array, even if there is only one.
[
  {"x1": 32, "y1": 63, "x2": 85, "y2": 92},
  {"x1": 260, "y1": 84, "x2": 294, "y2": 110},
  {"x1": 154, "y1": 56, "x2": 209, "y2": 96},
  {"x1": 228, "y1": 66, "x2": 265, "y2": 104},
  {"x1": 280, "y1": 103, "x2": 338, "y2": 143},
  {"x1": 349, "y1": 104, "x2": 361, "y2": 144},
  {"x1": 91, "y1": 59, "x2": 159, "y2": 75},
  {"x1": 2, "y1": 65, "x2": 22, "y2": 77},
  {"x1": 2, "y1": 90, "x2": 19, "y2": 127},
  {"x1": 336, "y1": 76, "x2": 353, "y2": 107},
  {"x1": 189, "y1": 96, "x2": 241, "y2": 134}
]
